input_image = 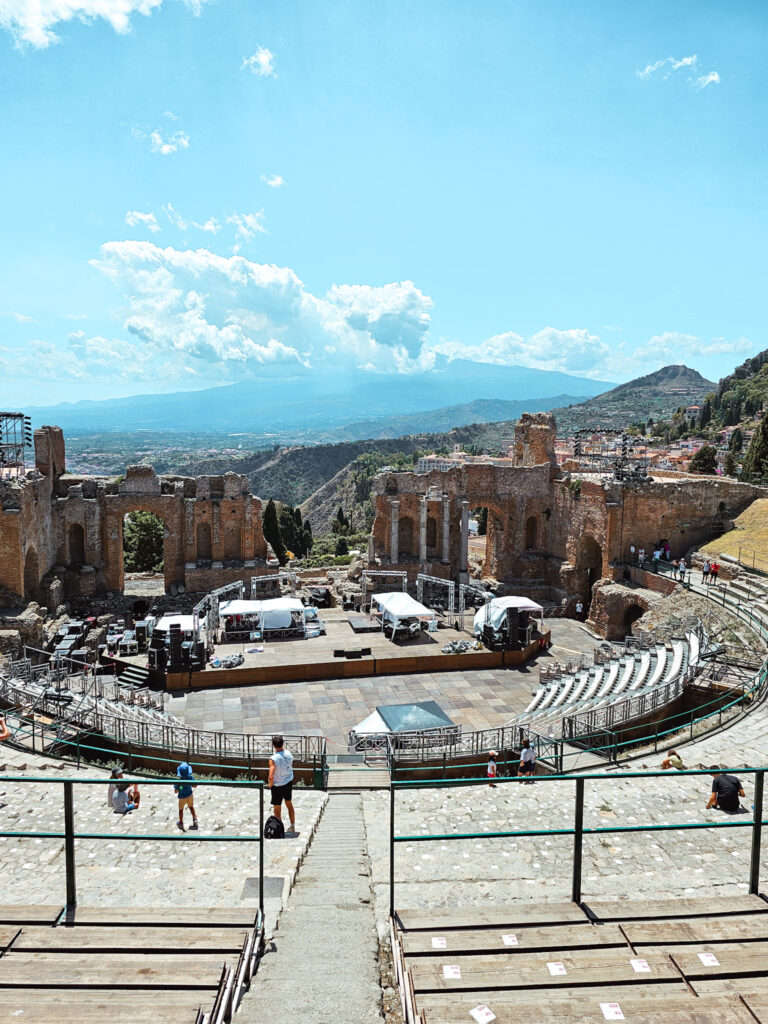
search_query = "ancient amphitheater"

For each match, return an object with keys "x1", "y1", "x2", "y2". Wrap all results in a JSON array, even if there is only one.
[{"x1": 1, "y1": 416, "x2": 768, "y2": 1024}]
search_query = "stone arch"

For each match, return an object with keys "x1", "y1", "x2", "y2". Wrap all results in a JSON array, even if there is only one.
[
  {"x1": 23, "y1": 547, "x2": 39, "y2": 601},
  {"x1": 224, "y1": 520, "x2": 242, "y2": 560},
  {"x1": 398, "y1": 516, "x2": 415, "y2": 558},
  {"x1": 110, "y1": 504, "x2": 176, "y2": 594},
  {"x1": 525, "y1": 515, "x2": 538, "y2": 551},
  {"x1": 622, "y1": 603, "x2": 646, "y2": 637},
  {"x1": 197, "y1": 522, "x2": 212, "y2": 560},
  {"x1": 68, "y1": 523, "x2": 85, "y2": 567}
]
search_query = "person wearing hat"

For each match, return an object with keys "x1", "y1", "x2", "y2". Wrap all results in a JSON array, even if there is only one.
[
  {"x1": 519, "y1": 738, "x2": 536, "y2": 784},
  {"x1": 174, "y1": 762, "x2": 198, "y2": 832},
  {"x1": 487, "y1": 750, "x2": 498, "y2": 788}
]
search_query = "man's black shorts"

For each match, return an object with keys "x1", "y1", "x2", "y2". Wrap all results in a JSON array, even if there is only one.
[
  {"x1": 271, "y1": 782, "x2": 293, "y2": 805},
  {"x1": 519, "y1": 761, "x2": 534, "y2": 776}
]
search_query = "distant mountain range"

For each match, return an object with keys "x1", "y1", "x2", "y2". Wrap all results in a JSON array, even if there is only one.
[
  {"x1": 23, "y1": 360, "x2": 610, "y2": 435},
  {"x1": 323, "y1": 395, "x2": 584, "y2": 441}
]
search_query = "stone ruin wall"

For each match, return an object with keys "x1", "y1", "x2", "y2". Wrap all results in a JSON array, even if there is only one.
[
  {"x1": 0, "y1": 426, "x2": 269, "y2": 604},
  {"x1": 371, "y1": 413, "x2": 768, "y2": 611}
]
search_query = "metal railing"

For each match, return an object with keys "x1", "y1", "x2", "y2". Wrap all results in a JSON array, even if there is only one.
[
  {"x1": 0, "y1": 776, "x2": 265, "y2": 914},
  {"x1": 388, "y1": 767, "x2": 767, "y2": 918}
]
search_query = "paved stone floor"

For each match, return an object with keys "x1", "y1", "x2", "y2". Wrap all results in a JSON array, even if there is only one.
[
  {"x1": 170, "y1": 619, "x2": 600, "y2": 750},
  {"x1": 363, "y1": 687, "x2": 768, "y2": 935},
  {"x1": 0, "y1": 743, "x2": 326, "y2": 933}
]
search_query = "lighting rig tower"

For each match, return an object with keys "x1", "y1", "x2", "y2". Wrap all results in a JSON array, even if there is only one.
[{"x1": 0, "y1": 412, "x2": 32, "y2": 477}]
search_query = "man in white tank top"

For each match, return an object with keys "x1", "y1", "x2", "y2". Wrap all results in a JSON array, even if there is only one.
[{"x1": 268, "y1": 734, "x2": 296, "y2": 834}]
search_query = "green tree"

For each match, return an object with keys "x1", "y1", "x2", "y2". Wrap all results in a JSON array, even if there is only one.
[
  {"x1": 335, "y1": 536, "x2": 349, "y2": 556},
  {"x1": 474, "y1": 507, "x2": 488, "y2": 536},
  {"x1": 729, "y1": 427, "x2": 744, "y2": 453},
  {"x1": 303, "y1": 520, "x2": 314, "y2": 553},
  {"x1": 262, "y1": 498, "x2": 287, "y2": 564},
  {"x1": 723, "y1": 451, "x2": 738, "y2": 477},
  {"x1": 123, "y1": 511, "x2": 164, "y2": 572},
  {"x1": 742, "y1": 416, "x2": 768, "y2": 482},
  {"x1": 688, "y1": 444, "x2": 718, "y2": 475}
]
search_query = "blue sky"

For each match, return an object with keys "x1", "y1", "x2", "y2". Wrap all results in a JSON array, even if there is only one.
[{"x1": 0, "y1": 0, "x2": 766, "y2": 404}]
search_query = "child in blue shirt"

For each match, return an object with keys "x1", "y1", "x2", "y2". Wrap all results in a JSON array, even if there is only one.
[{"x1": 174, "y1": 762, "x2": 198, "y2": 832}]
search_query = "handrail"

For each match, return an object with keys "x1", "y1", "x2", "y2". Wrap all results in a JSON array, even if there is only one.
[
  {"x1": 0, "y1": 776, "x2": 265, "y2": 914},
  {"x1": 388, "y1": 767, "x2": 767, "y2": 918}
]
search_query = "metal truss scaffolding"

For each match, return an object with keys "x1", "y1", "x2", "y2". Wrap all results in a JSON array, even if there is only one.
[
  {"x1": 0, "y1": 412, "x2": 32, "y2": 477},
  {"x1": 250, "y1": 571, "x2": 297, "y2": 598},
  {"x1": 192, "y1": 580, "x2": 245, "y2": 643},
  {"x1": 416, "y1": 573, "x2": 455, "y2": 616},
  {"x1": 361, "y1": 570, "x2": 407, "y2": 611}
]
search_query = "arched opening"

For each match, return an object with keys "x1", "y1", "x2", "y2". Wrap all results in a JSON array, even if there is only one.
[
  {"x1": 469, "y1": 504, "x2": 505, "y2": 576},
  {"x1": 224, "y1": 520, "x2": 242, "y2": 560},
  {"x1": 398, "y1": 516, "x2": 415, "y2": 559},
  {"x1": 426, "y1": 516, "x2": 438, "y2": 554},
  {"x1": 197, "y1": 522, "x2": 212, "y2": 561},
  {"x1": 576, "y1": 535, "x2": 603, "y2": 608},
  {"x1": 23, "y1": 548, "x2": 39, "y2": 602},
  {"x1": 622, "y1": 603, "x2": 646, "y2": 637},
  {"x1": 122, "y1": 511, "x2": 166, "y2": 596},
  {"x1": 525, "y1": 515, "x2": 538, "y2": 551},
  {"x1": 68, "y1": 523, "x2": 85, "y2": 567}
]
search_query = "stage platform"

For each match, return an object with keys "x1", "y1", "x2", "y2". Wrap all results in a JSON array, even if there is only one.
[
  {"x1": 391, "y1": 895, "x2": 768, "y2": 1024},
  {"x1": 150, "y1": 609, "x2": 550, "y2": 691}
]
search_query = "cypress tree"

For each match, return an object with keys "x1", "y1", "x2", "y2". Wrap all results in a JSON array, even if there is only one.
[
  {"x1": 743, "y1": 416, "x2": 768, "y2": 483},
  {"x1": 262, "y1": 498, "x2": 287, "y2": 564}
]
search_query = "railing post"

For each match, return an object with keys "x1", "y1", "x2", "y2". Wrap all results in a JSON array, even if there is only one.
[
  {"x1": 572, "y1": 777, "x2": 584, "y2": 904},
  {"x1": 63, "y1": 781, "x2": 77, "y2": 910},
  {"x1": 750, "y1": 771, "x2": 764, "y2": 895},
  {"x1": 389, "y1": 784, "x2": 396, "y2": 920},
  {"x1": 259, "y1": 782, "x2": 264, "y2": 918}
]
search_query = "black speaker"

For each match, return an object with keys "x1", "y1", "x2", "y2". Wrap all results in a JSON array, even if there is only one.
[{"x1": 148, "y1": 647, "x2": 166, "y2": 671}]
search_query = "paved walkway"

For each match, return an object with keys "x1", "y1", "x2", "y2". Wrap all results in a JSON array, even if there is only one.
[
  {"x1": 239, "y1": 793, "x2": 383, "y2": 1024},
  {"x1": 170, "y1": 619, "x2": 599, "y2": 747},
  {"x1": 0, "y1": 742, "x2": 326, "y2": 934}
]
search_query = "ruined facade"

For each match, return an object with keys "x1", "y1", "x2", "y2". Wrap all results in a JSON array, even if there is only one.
[
  {"x1": 0, "y1": 426, "x2": 268, "y2": 603},
  {"x1": 370, "y1": 413, "x2": 767, "y2": 609}
]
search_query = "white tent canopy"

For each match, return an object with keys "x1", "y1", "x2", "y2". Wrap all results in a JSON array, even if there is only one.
[
  {"x1": 473, "y1": 595, "x2": 544, "y2": 635},
  {"x1": 350, "y1": 709, "x2": 389, "y2": 736},
  {"x1": 372, "y1": 592, "x2": 436, "y2": 628},
  {"x1": 220, "y1": 597, "x2": 306, "y2": 631}
]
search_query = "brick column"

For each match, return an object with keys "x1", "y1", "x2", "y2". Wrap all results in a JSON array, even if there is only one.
[
  {"x1": 390, "y1": 500, "x2": 400, "y2": 565},
  {"x1": 459, "y1": 500, "x2": 470, "y2": 574},
  {"x1": 419, "y1": 496, "x2": 428, "y2": 562},
  {"x1": 441, "y1": 494, "x2": 451, "y2": 564}
]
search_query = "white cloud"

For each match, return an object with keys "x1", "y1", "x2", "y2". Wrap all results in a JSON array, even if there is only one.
[
  {"x1": 242, "y1": 45, "x2": 275, "y2": 77},
  {"x1": 696, "y1": 71, "x2": 720, "y2": 91},
  {"x1": 429, "y1": 326, "x2": 610, "y2": 377},
  {"x1": 227, "y1": 210, "x2": 267, "y2": 240},
  {"x1": 125, "y1": 210, "x2": 161, "y2": 233},
  {"x1": 150, "y1": 128, "x2": 190, "y2": 155},
  {"x1": 637, "y1": 53, "x2": 720, "y2": 90},
  {"x1": 0, "y1": 309, "x2": 35, "y2": 323},
  {"x1": 260, "y1": 174, "x2": 285, "y2": 188},
  {"x1": 61, "y1": 312, "x2": 89, "y2": 320},
  {"x1": 163, "y1": 203, "x2": 220, "y2": 234},
  {"x1": 633, "y1": 332, "x2": 755, "y2": 364},
  {"x1": 89, "y1": 240, "x2": 434, "y2": 380},
  {"x1": 0, "y1": 0, "x2": 209, "y2": 49}
]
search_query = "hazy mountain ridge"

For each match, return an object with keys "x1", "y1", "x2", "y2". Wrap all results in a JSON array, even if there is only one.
[{"x1": 550, "y1": 365, "x2": 715, "y2": 432}]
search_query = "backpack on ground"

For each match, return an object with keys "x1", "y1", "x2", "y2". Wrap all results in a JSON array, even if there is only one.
[{"x1": 263, "y1": 814, "x2": 285, "y2": 839}]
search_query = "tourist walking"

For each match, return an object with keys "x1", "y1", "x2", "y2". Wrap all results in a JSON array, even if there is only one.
[
  {"x1": 702, "y1": 560, "x2": 711, "y2": 584},
  {"x1": 637, "y1": 548, "x2": 645, "y2": 567},
  {"x1": 487, "y1": 750, "x2": 498, "y2": 788},
  {"x1": 710, "y1": 561, "x2": 720, "y2": 585},
  {"x1": 518, "y1": 739, "x2": 536, "y2": 784},
  {"x1": 678, "y1": 557, "x2": 687, "y2": 581},
  {"x1": 575, "y1": 600, "x2": 584, "y2": 621},
  {"x1": 269, "y1": 734, "x2": 296, "y2": 834},
  {"x1": 174, "y1": 762, "x2": 198, "y2": 832}
]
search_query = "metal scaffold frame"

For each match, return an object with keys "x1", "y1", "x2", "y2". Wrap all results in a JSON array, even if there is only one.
[
  {"x1": 361, "y1": 570, "x2": 407, "y2": 611},
  {"x1": 416, "y1": 573, "x2": 455, "y2": 616},
  {"x1": 193, "y1": 580, "x2": 245, "y2": 643},
  {"x1": 0, "y1": 412, "x2": 31, "y2": 477},
  {"x1": 250, "y1": 571, "x2": 297, "y2": 598}
]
